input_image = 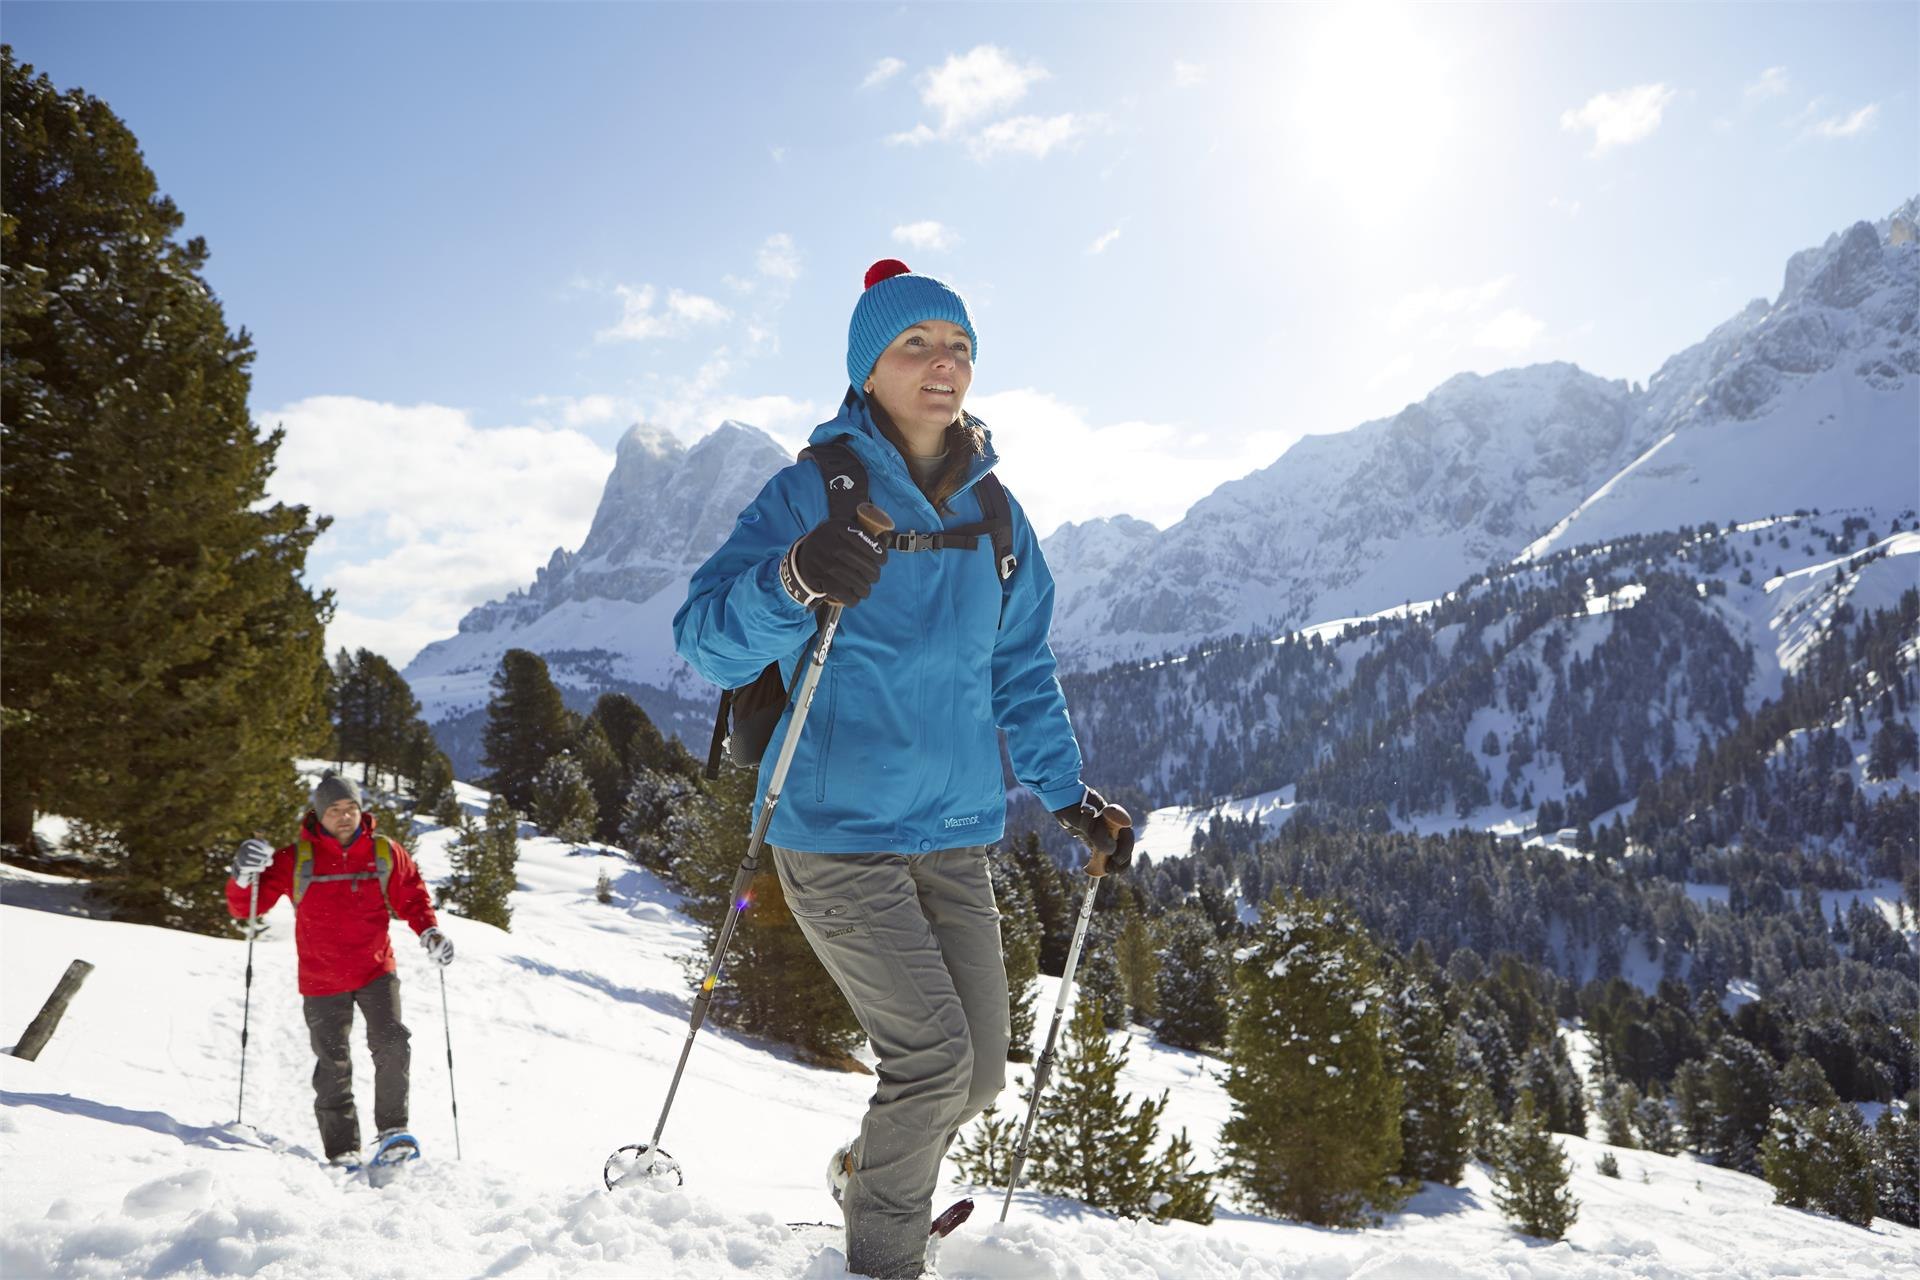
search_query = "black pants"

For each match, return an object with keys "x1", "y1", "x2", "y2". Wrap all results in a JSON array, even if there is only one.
[{"x1": 302, "y1": 971, "x2": 410, "y2": 1159}]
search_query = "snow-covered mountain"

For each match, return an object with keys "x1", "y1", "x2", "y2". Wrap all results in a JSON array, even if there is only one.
[
  {"x1": 1045, "y1": 361, "x2": 1647, "y2": 668},
  {"x1": 1045, "y1": 199, "x2": 1920, "y2": 669},
  {"x1": 403, "y1": 422, "x2": 792, "y2": 767}
]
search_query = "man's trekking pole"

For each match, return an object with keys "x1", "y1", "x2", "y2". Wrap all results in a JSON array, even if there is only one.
[
  {"x1": 605, "y1": 502, "x2": 895, "y2": 1191},
  {"x1": 235, "y1": 879, "x2": 259, "y2": 1126},
  {"x1": 439, "y1": 965, "x2": 462, "y2": 1159},
  {"x1": 998, "y1": 813, "x2": 1130, "y2": 1223}
]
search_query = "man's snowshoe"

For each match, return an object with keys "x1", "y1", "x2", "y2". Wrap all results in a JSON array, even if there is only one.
[{"x1": 364, "y1": 1129, "x2": 420, "y2": 1185}]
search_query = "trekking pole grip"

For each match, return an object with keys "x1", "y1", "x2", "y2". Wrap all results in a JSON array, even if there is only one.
[
  {"x1": 855, "y1": 502, "x2": 894, "y2": 538},
  {"x1": 1084, "y1": 804, "x2": 1132, "y2": 879}
]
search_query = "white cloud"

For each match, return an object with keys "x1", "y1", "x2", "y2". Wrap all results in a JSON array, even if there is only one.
[
  {"x1": 1804, "y1": 103, "x2": 1879, "y2": 139},
  {"x1": 264, "y1": 396, "x2": 615, "y2": 666},
  {"x1": 1473, "y1": 307, "x2": 1547, "y2": 351},
  {"x1": 1173, "y1": 60, "x2": 1206, "y2": 88},
  {"x1": 1547, "y1": 195, "x2": 1582, "y2": 217},
  {"x1": 893, "y1": 221, "x2": 956, "y2": 251},
  {"x1": 596, "y1": 284, "x2": 732, "y2": 342},
  {"x1": 1745, "y1": 66, "x2": 1789, "y2": 101},
  {"x1": 970, "y1": 113, "x2": 1086, "y2": 160},
  {"x1": 886, "y1": 123, "x2": 940, "y2": 148},
  {"x1": 757, "y1": 232, "x2": 801, "y2": 281},
  {"x1": 1560, "y1": 83, "x2": 1677, "y2": 154},
  {"x1": 921, "y1": 46, "x2": 1048, "y2": 133},
  {"x1": 1388, "y1": 275, "x2": 1512, "y2": 331},
  {"x1": 862, "y1": 57, "x2": 905, "y2": 90},
  {"x1": 769, "y1": 145, "x2": 787, "y2": 164},
  {"x1": 521, "y1": 393, "x2": 640, "y2": 429},
  {"x1": 971, "y1": 388, "x2": 1290, "y2": 535},
  {"x1": 1087, "y1": 227, "x2": 1122, "y2": 255}
]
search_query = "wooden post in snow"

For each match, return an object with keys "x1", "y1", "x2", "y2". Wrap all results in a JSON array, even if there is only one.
[{"x1": 11, "y1": 960, "x2": 95, "y2": 1061}]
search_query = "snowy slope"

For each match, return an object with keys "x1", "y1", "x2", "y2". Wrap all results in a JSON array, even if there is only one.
[{"x1": 5, "y1": 783, "x2": 1918, "y2": 1277}]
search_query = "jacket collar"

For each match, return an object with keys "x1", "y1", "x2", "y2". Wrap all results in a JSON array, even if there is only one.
[{"x1": 809, "y1": 389, "x2": 999, "y2": 513}]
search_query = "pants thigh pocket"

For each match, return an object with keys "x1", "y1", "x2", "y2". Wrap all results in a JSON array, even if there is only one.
[{"x1": 788, "y1": 895, "x2": 898, "y2": 1007}]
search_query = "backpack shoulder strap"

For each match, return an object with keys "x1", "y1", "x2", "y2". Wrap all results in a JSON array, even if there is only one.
[
  {"x1": 372, "y1": 835, "x2": 396, "y2": 919},
  {"x1": 293, "y1": 836, "x2": 314, "y2": 906},
  {"x1": 799, "y1": 440, "x2": 868, "y2": 526},
  {"x1": 970, "y1": 472, "x2": 1018, "y2": 584}
]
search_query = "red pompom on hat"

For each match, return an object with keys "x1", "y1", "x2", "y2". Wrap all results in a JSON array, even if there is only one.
[{"x1": 864, "y1": 258, "x2": 913, "y2": 289}]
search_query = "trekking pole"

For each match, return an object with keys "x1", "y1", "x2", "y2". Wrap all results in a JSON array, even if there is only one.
[
  {"x1": 605, "y1": 502, "x2": 895, "y2": 1191},
  {"x1": 439, "y1": 965, "x2": 462, "y2": 1159},
  {"x1": 998, "y1": 812, "x2": 1130, "y2": 1223},
  {"x1": 235, "y1": 879, "x2": 259, "y2": 1125}
]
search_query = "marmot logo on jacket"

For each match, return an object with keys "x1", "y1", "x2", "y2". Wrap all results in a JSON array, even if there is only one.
[{"x1": 943, "y1": 814, "x2": 982, "y2": 830}]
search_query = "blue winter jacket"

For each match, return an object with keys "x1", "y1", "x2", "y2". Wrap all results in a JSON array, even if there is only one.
[{"x1": 672, "y1": 391, "x2": 1087, "y2": 854}]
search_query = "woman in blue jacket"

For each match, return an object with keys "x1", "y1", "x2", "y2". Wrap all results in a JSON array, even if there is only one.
[{"x1": 673, "y1": 259, "x2": 1133, "y2": 1279}]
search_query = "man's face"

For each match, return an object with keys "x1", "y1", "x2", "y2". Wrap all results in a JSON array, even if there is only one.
[{"x1": 321, "y1": 798, "x2": 362, "y2": 843}]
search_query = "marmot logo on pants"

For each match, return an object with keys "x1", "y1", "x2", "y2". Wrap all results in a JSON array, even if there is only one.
[{"x1": 943, "y1": 814, "x2": 981, "y2": 829}]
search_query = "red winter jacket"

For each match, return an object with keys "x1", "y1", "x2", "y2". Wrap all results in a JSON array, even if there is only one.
[{"x1": 225, "y1": 813, "x2": 438, "y2": 997}]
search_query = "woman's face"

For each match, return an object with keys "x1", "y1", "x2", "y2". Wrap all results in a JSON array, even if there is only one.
[{"x1": 865, "y1": 320, "x2": 973, "y2": 443}]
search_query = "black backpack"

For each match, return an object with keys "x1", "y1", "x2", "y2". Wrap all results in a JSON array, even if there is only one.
[{"x1": 704, "y1": 439, "x2": 1017, "y2": 778}]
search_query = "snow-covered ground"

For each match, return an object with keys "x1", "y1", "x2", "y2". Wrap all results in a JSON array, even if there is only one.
[{"x1": 4, "y1": 781, "x2": 1917, "y2": 1278}]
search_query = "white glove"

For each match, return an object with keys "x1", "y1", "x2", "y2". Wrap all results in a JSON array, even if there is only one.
[
  {"x1": 231, "y1": 839, "x2": 274, "y2": 888},
  {"x1": 421, "y1": 927, "x2": 455, "y2": 967}
]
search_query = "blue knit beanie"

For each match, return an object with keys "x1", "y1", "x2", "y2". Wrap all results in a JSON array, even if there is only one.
[{"x1": 846, "y1": 259, "x2": 978, "y2": 389}]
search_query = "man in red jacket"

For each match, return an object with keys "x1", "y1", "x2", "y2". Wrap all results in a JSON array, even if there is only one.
[{"x1": 227, "y1": 772, "x2": 453, "y2": 1164}]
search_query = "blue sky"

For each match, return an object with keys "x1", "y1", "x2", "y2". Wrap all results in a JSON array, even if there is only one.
[{"x1": 7, "y1": 2, "x2": 1914, "y2": 664}]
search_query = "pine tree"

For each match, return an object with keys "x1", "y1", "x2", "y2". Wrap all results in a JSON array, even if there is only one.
[
  {"x1": 1220, "y1": 889, "x2": 1403, "y2": 1226},
  {"x1": 668, "y1": 762, "x2": 861, "y2": 1062},
  {"x1": 1873, "y1": 1107, "x2": 1919, "y2": 1227},
  {"x1": 438, "y1": 795, "x2": 518, "y2": 930},
  {"x1": 1632, "y1": 1085, "x2": 1679, "y2": 1155},
  {"x1": 1706, "y1": 1037, "x2": 1776, "y2": 1173},
  {"x1": 572, "y1": 716, "x2": 624, "y2": 844},
  {"x1": 1154, "y1": 906, "x2": 1230, "y2": 1050},
  {"x1": 530, "y1": 751, "x2": 597, "y2": 845},
  {"x1": 1114, "y1": 905, "x2": 1162, "y2": 1025},
  {"x1": 951, "y1": 1101, "x2": 1020, "y2": 1186},
  {"x1": 621, "y1": 764, "x2": 703, "y2": 875},
  {"x1": 1492, "y1": 1090, "x2": 1580, "y2": 1240},
  {"x1": 989, "y1": 855, "x2": 1042, "y2": 1063},
  {"x1": 1672, "y1": 1059, "x2": 1714, "y2": 1152},
  {"x1": 1151, "y1": 1127, "x2": 1217, "y2": 1224},
  {"x1": 1389, "y1": 954, "x2": 1469, "y2": 1185},
  {"x1": 1030, "y1": 995, "x2": 1166, "y2": 1217},
  {"x1": 1075, "y1": 915, "x2": 1130, "y2": 1030},
  {"x1": 1, "y1": 50, "x2": 332, "y2": 924},
  {"x1": 1008, "y1": 831, "x2": 1074, "y2": 975},
  {"x1": 481, "y1": 649, "x2": 573, "y2": 813},
  {"x1": 1760, "y1": 1057, "x2": 1876, "y2": 1226},
  {"x1": 1596, "y1": 1072, "x2": 1639, "y2": 1147},
  {"x1": 413, "y1": 747, "x2": 457, "y2": 822}
]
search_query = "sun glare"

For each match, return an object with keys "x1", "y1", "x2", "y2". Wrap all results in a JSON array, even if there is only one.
[{"x1": 1289, "y1": 5, "x2": 1460, "y2": 215}]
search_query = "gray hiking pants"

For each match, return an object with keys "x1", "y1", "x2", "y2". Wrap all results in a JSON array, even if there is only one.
[
  {"x1": 772, "y1": 844, "x2": 1009, "y2": 1280},
  {"x1": 302, "y1": 971, "x2": 410, "y2": 1160}
]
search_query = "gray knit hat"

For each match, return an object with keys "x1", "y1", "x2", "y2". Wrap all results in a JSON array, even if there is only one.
[{"x1": 311, "y1": 772, "x2": 363, "y2": 814}]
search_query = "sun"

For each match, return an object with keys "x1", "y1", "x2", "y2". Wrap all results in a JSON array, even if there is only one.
[{"x1": 1288, "y1": 4, "x2": 1462, "y2": 215}]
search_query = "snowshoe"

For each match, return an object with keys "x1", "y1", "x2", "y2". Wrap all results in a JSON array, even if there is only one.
[{"x1": 364, "y1": 1129, "x2": 419, "y2": 1185}]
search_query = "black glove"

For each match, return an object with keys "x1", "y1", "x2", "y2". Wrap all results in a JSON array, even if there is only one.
[
  {"x1": 1052, "y1": 786, "x2": 1135, "y2": 874},
  {"x1": 784, "y1": 518, "x2": 888, "y2": 607}
]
